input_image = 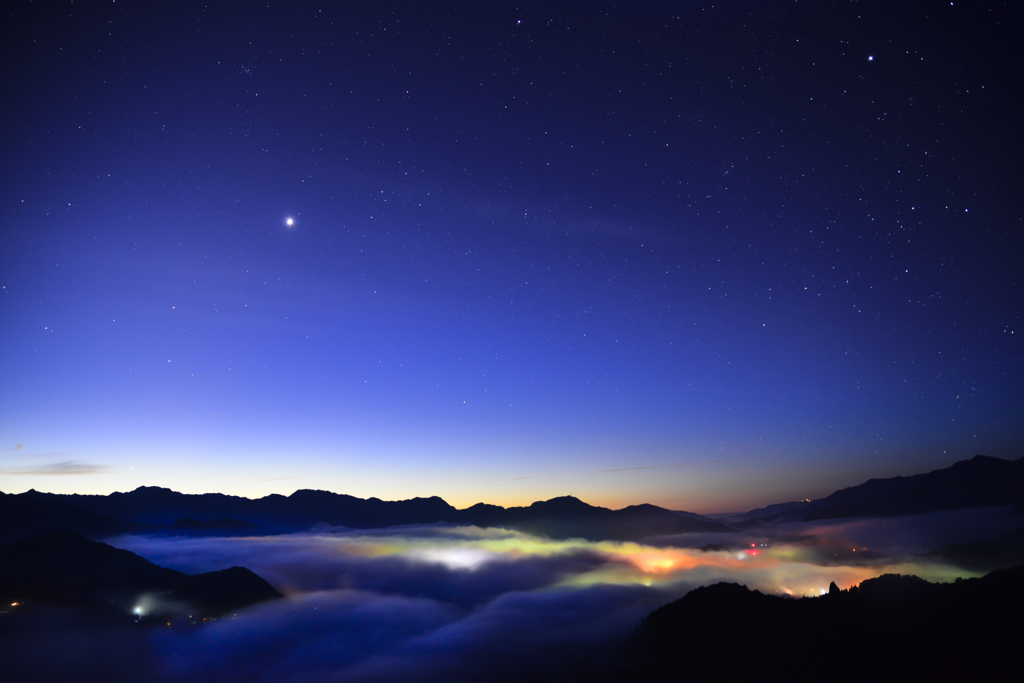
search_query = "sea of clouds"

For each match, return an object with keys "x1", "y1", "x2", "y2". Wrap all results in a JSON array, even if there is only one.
[{"x1": 6, "y1": 507, "x2": 1020, "y2": 682}]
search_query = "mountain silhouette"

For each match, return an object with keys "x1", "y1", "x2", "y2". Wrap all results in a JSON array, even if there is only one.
[
  {"x1": 629, "y1": 563, "x2": 1024, "y2": 678},
  {"x1": 457, "y1": 497, "x2": 730, "y2": 540},
  {"x1": 39, "y1": 486, "x2": 460, "y2": 529},
  {"x1": 0, "y1": 490, "x2": 143, "y2": 542},
  {"x1": 0, "y1": 530, "x2": 282, "y2": 620},
  {"x1": 802, "y1": 454, "x2": 1024, "y2": 521},
  {"x1": 734, "y1": 454, "x2": 1024, "y2": 524},
  {"x1": 4, "y1": 454, "x2": 1020, "y2": 544},
  {"x1": 1, "y1": 488, "x2": 727, "y2": 542}
]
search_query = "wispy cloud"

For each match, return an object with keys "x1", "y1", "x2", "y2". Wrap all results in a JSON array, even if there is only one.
[
  {"x1": 1, "y1": 460, "x2": 109, "y2": 475},
  {"x1": 594, "y1": 459, "x2": 720, "y2": 473},
  {"x1": 4, "y1": 443, "x2": 24, "y2": 452}
]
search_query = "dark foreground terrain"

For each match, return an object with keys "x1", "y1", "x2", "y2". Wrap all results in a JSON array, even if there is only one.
[
  {"x1": 0, "y1": 530, "x2": 282, "y2": 621},
  {"x1": 629, "y1": 564, "x2": 1024, "y2": 680}
]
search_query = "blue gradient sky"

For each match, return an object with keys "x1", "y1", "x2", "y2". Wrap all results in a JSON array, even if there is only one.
[{"x1": 1, "y1": 1, "x2": 1021, "y2": 511}]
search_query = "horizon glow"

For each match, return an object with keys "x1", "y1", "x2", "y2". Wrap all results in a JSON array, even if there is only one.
[{"x1": 1, "y1": 1, "x2": 1021, "y2": 511}]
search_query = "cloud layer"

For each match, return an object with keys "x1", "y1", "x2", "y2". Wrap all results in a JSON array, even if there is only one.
[{"x1": 6, "y1": 509, "x2": 1020, "y2": 681}]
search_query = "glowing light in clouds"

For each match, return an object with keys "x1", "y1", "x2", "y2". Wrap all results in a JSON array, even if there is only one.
[
  {"x1": 109, "y1": 517, "x2": 982, "y2": 602},
  {"x1": 411, "y1": 547, "x2": 499, "y2": 570}
]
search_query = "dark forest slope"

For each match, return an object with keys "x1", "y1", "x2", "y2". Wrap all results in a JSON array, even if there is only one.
[{"x1": 630, "y1": 564, "x2": 1024, "y2": 679}]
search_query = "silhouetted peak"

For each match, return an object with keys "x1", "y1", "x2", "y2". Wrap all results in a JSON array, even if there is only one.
[
  {"x1": 622, "y1": 503, "x2": 663, "y2": 512},
  {"x1": 531, "y1": 496, "x2": 595, "y2": 510},
  {"x1": 828, "y1": 581, "x2": 840, "y2": 595},
  {"x1": 288, "y1": 489, "x2": 339, "y2": 502},
  {"x1": 953, "y1": 454, "x2": 1021, "y2": 470},
  {"x1": 289, "y1": 489, "x2": 358, "y2": 502},
  {"x1": 415, "y1": 496, "x2": 450, "y2": 504},
  {"x1": 858, "y1": 573, "x2": 934, "y2": 600},
  {"x1": 463, "y1": 502, "x2": 505, "y2": 512},
  {"x1": 676, "y1": 582, "x2": 762, "y2": 609},
  {"x1": 401, "y1": 496, "x2": 457, "y2": 511},
  {"x1": 123, "y1": 486, "x2": 179, "y2": 498}
]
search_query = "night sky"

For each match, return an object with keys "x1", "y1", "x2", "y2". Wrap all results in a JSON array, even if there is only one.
[{"x1": 2, "y1": 0, "x2": 1021, "y2": 511}]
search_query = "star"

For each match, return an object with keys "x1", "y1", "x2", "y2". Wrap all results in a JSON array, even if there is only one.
[{"x1": 285, "y1": 217, "x2": 295, "y2": 227}]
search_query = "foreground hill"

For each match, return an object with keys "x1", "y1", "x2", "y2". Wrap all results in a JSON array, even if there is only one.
[
  {"x1": 0, "y1": 530, "x2": 282, "y2": 620},
  {"x1": 630, "y1": 563, "x2": 1024, "y2": 678},
  {"x1": 0, "y1": 489, "x2": 728, "y2": 543}
]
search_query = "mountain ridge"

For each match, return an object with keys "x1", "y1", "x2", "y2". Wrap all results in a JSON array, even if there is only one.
[
  {"x1": 4, "y1": 453, "x2": 1021, "y2": 543},
  {"x1": 1, "y1": 489, "x2": 727, "y2": 543},
  {"x1": 732, "y1": 453, "x2": 1024, "y2": 524}
]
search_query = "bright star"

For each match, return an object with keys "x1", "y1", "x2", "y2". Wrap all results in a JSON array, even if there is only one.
[{"x1": 285, "y1": 217, "x2": 295, "y2": 227}]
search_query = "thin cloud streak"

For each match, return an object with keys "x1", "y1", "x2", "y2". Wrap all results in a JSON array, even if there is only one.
[
  {"x1": 594, "y1": 459, "x2": 722, "y2": 473},
  {"x1": 1, "y1": 460, "x2": 109, "y2": 475}
]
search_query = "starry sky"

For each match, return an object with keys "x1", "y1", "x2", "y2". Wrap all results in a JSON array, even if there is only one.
[{"x1": 1, "y1": 0, "x2": 1021, "y2": 512}]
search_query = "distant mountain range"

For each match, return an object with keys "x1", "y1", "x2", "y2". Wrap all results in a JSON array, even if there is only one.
[
  {"x1": 0, "y1": 487, "x2": 730, "y2": 543},
  {"x1": 734, "y1": 454, "x2": 1024, "y2": 526},
  {"x1": 0, "y1": 530, "x2": 281, "y2": 620},
  {"x1": 629, "y1": 563, "x2": 1024, "y2": 678},
  {"x1": 2, "y1": 454, "x2": 1021, "y2": 543}
]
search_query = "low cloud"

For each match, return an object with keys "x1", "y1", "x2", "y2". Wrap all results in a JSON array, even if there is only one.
[
  {"x1": 109, "y1": 530, "x2": 629, "y2": 607},
  {"x1": 334, "y1": 584, "x2": 662, "y2": 683}
]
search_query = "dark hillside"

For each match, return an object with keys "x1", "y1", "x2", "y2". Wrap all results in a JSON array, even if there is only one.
[
  {"x1": 0, "y1": 531, "x2": 282, "y2": 619},
  {"x1": 630, "y1": 564, "x2": 1024, "y2": 678}
]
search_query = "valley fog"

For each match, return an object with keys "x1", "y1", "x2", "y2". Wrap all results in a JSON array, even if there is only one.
[{"x1": 21, "y1": 507, "x2": 1003, "y2": 682}]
